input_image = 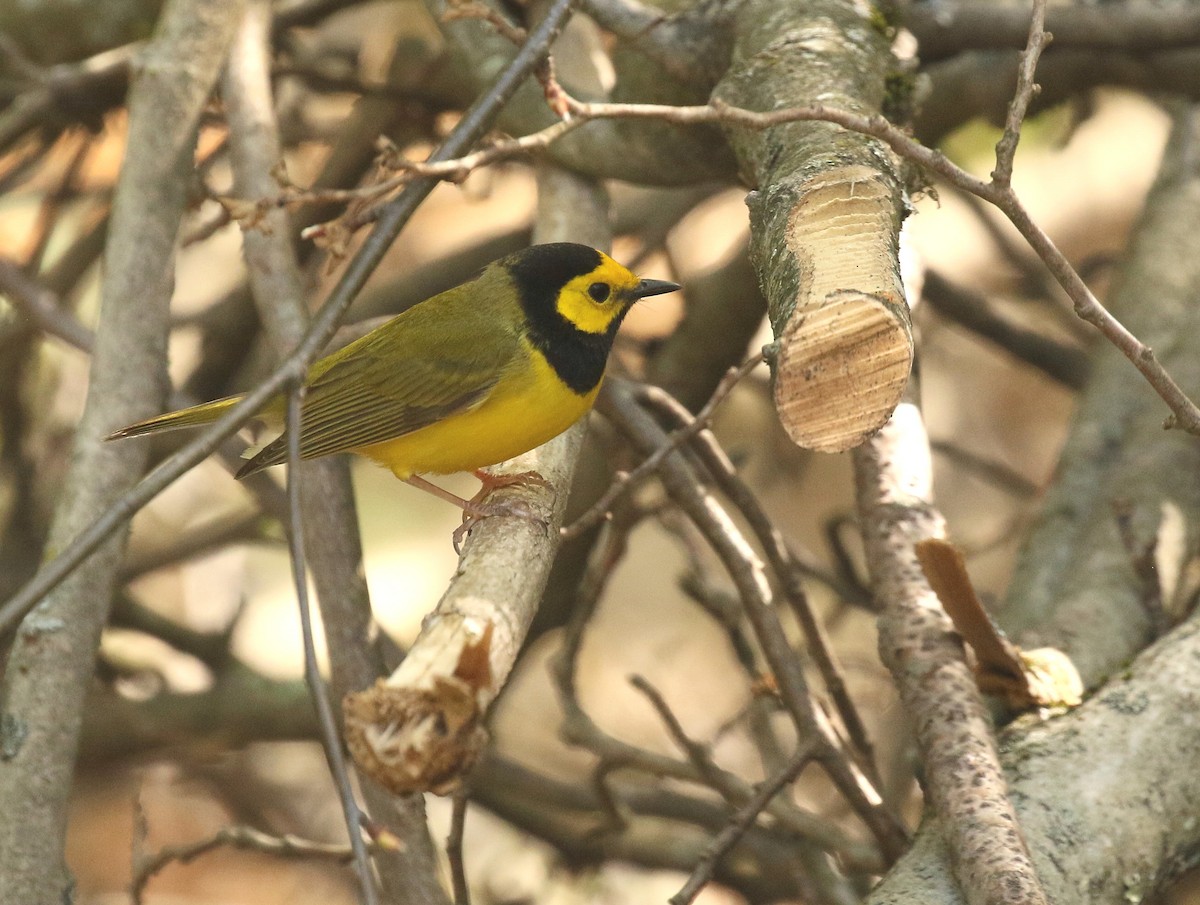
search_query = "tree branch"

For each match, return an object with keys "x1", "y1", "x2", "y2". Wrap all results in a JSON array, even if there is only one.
[
  {"x1": 222, "y1": 5, "x2": 445, "y2": 900},
  {"x1": 0, "y1": 0, "x2": 578, "y2": 644},
  {"x1": 712, "y1": 0, "x2": 912, "y2": 453},
  {"x1": 1001, "y1": 100, "x2": 1200, "y2": 683},
  {"x1": 600, "y1": 377, "x2": 909, "y2": 861},
  {"x1": 868, "y1": 611, "x2": 1200, "y2": 904},
  {"x1": 0, "y1": 3, "x2": 244, "y2": 902},
  {"x1": 853, "y1": 396, "x2": 1048, "y2": 905},
  {"x1": 904, "y1": 1, "x2": 1200, "y2": 62}
]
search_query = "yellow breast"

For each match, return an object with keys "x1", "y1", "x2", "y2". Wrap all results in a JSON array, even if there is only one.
[{"x1": 354, "y1": 343, "x2": 599, "y2": 479}]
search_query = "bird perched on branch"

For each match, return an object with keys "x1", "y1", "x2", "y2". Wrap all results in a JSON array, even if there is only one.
[{"x1": 110, "y1": 242, "x2": 680, "y2": 539}]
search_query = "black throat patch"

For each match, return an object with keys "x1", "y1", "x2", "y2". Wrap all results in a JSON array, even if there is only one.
[{"x1": 507, "y1": 244, "x2": 620, "y2": 395}]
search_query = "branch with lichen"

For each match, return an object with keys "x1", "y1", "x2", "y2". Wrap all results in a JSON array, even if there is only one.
[{"x1": 711, "y1": 0, "x2": 912, "y2": 453}]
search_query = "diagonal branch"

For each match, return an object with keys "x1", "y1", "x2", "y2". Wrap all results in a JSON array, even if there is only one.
[
  {"x1": 868, "y1": 610, "x2": 1200, "y2": 904},
  {"x1": 600, "y1": 378, "x2": 909, "y2": 861},
  {"x1": 222, "y1": 4, "x2": 408, "y2": 902}
]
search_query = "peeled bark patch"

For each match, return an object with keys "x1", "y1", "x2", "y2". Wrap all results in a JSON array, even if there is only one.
[{"x1": 344, "y1": 616, "x2": 494, "y2": 795}]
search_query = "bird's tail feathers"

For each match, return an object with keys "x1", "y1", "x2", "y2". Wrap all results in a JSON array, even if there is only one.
[{"x1": 106, "y1": 395, "x2": 244, "y2": 440}]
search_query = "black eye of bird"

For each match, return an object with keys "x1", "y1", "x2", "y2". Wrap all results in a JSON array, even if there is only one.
[{"x1": 588, "y1": 282, "x2": 611, "y2": 303}]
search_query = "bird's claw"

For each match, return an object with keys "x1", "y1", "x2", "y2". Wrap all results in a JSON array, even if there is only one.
[
  {"x1": 452, "y1": 496, "x2": 549, "y2": 554},
  {"x1": 472, "y1": 469, "x2": 553, "y2": 495}
]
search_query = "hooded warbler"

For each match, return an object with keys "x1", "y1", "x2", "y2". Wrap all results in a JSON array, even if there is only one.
[{"x1": 110, "y1": 242, "x2": 680, "y2": 517}]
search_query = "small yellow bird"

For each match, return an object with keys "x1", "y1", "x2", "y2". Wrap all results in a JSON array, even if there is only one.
[{"x1": 110, "y1": 242, "x2": 679, "y2": 528}]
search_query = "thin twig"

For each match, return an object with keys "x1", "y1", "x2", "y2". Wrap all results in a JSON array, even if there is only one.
[
  {"x1": 599, "y1": 379, "x2": 908, "y2": 861},
  {"x1": 226, "y1": 4, "x2": 383, "y2": 897},
  {"x1": 442, "y1": 0, "x2": 527, "y2": 45},
  {"x1": 994, "y1": 0, "x2": 1051, "y2": 186},
  {"x1": 929, "y1": 440, "x2": 1041, "y2": 498},
  {"x1": 629, "y1": 674, "x2": 748, "y2": 796},
  {"x1": 629, "y1": 671, "x2": 847, "y2": 903},
  {"x1": 0, "y1": 256, "x2": 96, "y2": 351},
  {"x1": 921, "y1": 270, "x2": 1089, "y2": 390},
  {"x1": 670, "y1": 746, "x2": 814, "y2": 905},
  {"x1": 272, "y1": 76, "x2": 1200, "y2": 437},
  {"x1": 285, "y1": 388, "x2": 378, "y2": 905},
  {"x1": 562, "y1": 351, "x2": 764, "y2": 540},
  {"x1": 665, "y1": 512, "x2": 793, "y2": 779},
  {"x1": 447, "y1": 790, "x2": 472, "y2": 905},
  {"x1": 259, "y1": 118, "x2": 583, "y2": 219},
  {"x1": 118, "y1": 512, "x2": 274, "y2": 581},
  {"x1": 24, "y1": 134, "x2": 91, "y2": 273},
  {"x1": 132, "y1": 823, "x2": 354, "y2": 904},
  {"x1": 551, "y1": 507, "x2": 872, "y2": 862},
  {"x1": 637, "y1": 386, "x2": 882, "y2": 789},
  {"x1": 551, "y1": 505, "x2": 643, "y2": 834}
]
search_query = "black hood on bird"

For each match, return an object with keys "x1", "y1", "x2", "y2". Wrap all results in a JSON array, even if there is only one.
[
  {"x1": 506, "y1": 243, "x2": 604, "y2": 314},
  {"x1": 508, "y1": 243, "x2": 681, "y2": 396}
]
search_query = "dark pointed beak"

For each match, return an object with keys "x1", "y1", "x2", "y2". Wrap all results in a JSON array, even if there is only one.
[{"x1": 633, "y1": 277, "x2": 681, "y2": 299}]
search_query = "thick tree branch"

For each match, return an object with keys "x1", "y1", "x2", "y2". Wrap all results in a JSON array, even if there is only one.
[
  {"x1": 221, "y1": 5, "x2": 443, "y2": 902},
  {"x1": 426, "y1": 0, "x2": 736, "y2": 184},
  {"x1": 1001, "y1": 101, "x2": 1200, "y2": 683},
  {"x1": 0, "y1": 3, "x2": 244, "y2": 903},
  {"x1": 904, "y1": 1, "x2": 1200, "y2": 62},
  {"x1": 868, "y1": 611, "x2": 1200, "y2": 905},
  {"x1": 921, "y1": 270, "x2": 1090, "y2": 390},
  {"x1": 712, "y1": 0, "x2": 912, "y2": 453}
]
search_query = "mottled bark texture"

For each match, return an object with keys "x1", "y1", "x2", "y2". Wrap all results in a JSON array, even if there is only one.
[
  {"x1": 855, "y1": 403, "x2": 1047, "y2": 905},
  {"x1": 865, "y1": 100, "x2": 1200, "y2": 905},
  {"x1": 1001, "y1": 104, "x2": 1200, "y2": 687},
  {"x1": 714, "y1": 0, "x2": 912, "y2": 452},
  {"x1": 0, "y1": 1, "x2": 243, "y2": 903}
]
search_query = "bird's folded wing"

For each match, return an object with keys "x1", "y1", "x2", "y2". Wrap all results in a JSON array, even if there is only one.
[{"x1": 237, "y1": 326, "x2": 513, "y2": 476}]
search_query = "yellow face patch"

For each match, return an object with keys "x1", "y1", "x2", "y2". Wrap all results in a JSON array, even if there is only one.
[{"x1": 553, "y1": 252, "x2": 641, "y2": 335}]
